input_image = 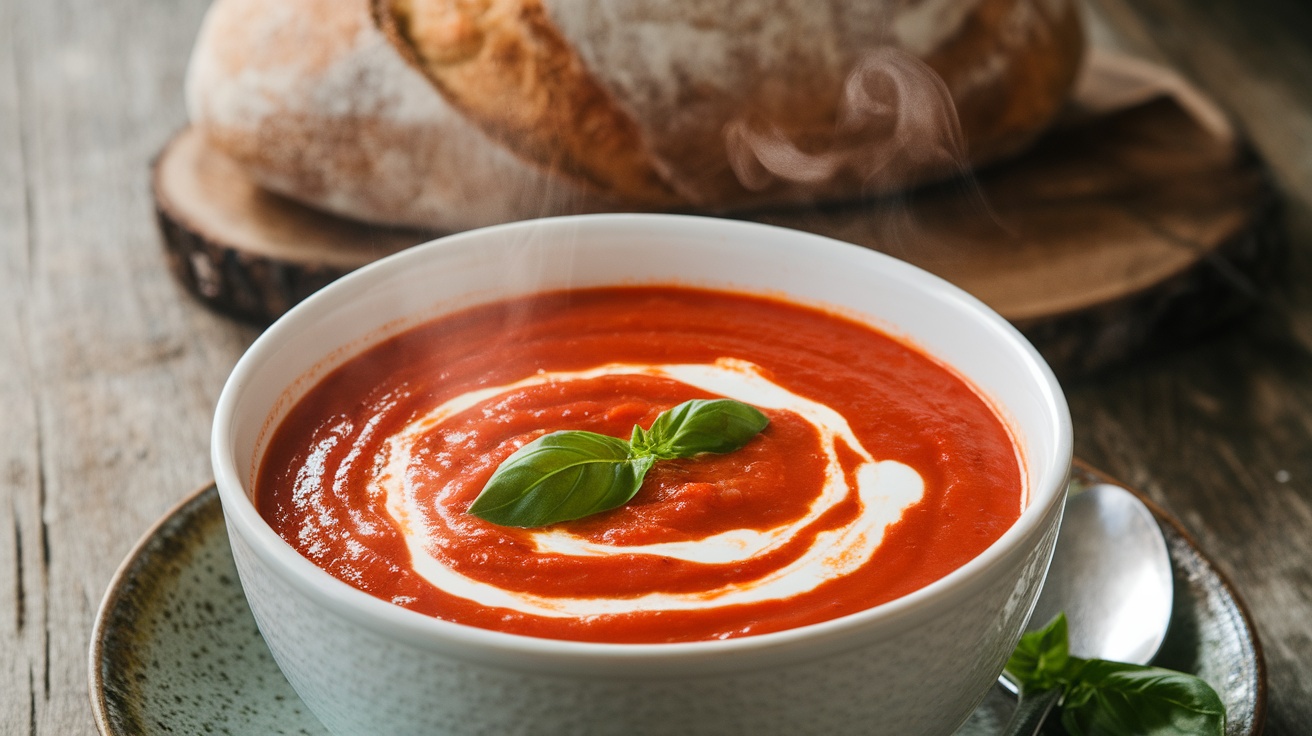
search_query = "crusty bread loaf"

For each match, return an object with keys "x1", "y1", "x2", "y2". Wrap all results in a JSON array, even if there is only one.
[
  {"x1": 379, "y1": 0, "x2": 1084, "y2": 211},
  {"x1": 188, "y1": 0, "x2": 1084, "y2": 232}
]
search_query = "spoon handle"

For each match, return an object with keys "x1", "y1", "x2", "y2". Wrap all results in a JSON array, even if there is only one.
[{"x1": 1000, "y1": 687, "x2": 1061, "y2": 736}]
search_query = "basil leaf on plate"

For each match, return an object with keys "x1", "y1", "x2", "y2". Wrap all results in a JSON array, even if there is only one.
[
  {"x1": 1003, "y1": 613, "x2": 1227, "y2": 736},
  {"x1": 468, "y1": 398, "x2": 769, "y2": 528},
  {"x1": 1060, "y1": 660, "x2": 1226, "y2": 736},
  {"x1": 1005, "y1": 612, "x2": 1073, "y2": 692},
  {"x1": 467, "y1": 431, "x2": 656, "y2": 528}
]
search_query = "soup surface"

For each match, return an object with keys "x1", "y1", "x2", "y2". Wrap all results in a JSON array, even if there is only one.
[{"x1": 255, "y1": 286, "x2": 1023, "y2": 643}]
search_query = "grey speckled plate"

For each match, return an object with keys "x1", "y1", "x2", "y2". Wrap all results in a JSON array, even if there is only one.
[{"x1": 90, "y1": 463, "x2": 1265, "y2": 735}]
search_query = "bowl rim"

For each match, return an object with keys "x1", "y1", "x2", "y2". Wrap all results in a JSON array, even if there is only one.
[{"x1": 212, "y1": 213, "x2": 1073, "y2": 668}]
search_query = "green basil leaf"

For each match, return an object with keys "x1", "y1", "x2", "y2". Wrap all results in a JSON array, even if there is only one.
[
  {"x1": 1004, "y1": 612, "x2": 1072, "y2": 692},
  {"x1": 468, "y1": 398, "x2": 768, "y2": 528},
  {"x1": 637, "y1": 399, "x2": 770, "y2": 459},
  {"x1": 1060, "y1": 660, "x2": 1226, "y2": 736},
  {"x1": 467, "y1": 431, "x2": 656, "y2": 527}
]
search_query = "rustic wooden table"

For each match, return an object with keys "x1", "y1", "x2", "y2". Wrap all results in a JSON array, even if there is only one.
[{"x1": 4, "y1": 0, "x2": 1311, "y2": 733}]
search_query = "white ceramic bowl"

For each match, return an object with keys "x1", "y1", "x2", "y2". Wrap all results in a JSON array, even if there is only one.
[{"x1": 213, "y1": 214, "x2": 1072, "y2": 735}]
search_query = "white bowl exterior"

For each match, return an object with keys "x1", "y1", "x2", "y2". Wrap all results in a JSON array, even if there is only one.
[
  {"x1": 213, "y1": 214, "x2": 1071, "y2": 735},
  {"x1": 228, "y1": 512, "x2": 1059, "y2": 735}
]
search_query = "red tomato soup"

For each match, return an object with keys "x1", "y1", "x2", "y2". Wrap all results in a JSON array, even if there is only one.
[{"x1": 255, "y1": 286, "x2": 1023, "y2": 643}]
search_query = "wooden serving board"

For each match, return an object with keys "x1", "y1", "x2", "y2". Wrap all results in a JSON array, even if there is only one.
[{"x1": 154, "y1": 51, "x2": 1282, "y2": 378}]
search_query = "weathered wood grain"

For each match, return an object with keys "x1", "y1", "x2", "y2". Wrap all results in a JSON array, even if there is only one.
[
  {"x1": 1077, "y1": 1, "x2": 1312, "y2": 732},
  {"x1": 1, "y1": 0, "x2": 41, "y2": 732},
  {"x1": 1, "y1": 0, "x2": 257, "y2": 733}
]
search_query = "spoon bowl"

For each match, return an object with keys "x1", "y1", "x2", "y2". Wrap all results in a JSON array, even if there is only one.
[{"x1": 1029, "y1": 482, "x2": 1174, "y2": 661}]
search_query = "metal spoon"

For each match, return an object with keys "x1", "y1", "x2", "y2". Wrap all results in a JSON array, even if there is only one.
[{"x1": 1000, "y1": 482, "x2": 1174, "y2": 735}]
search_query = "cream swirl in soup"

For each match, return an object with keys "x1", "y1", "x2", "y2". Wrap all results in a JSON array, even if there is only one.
[{"x1": 256, "y1": 287, "x2": 1022, "y2": 643}]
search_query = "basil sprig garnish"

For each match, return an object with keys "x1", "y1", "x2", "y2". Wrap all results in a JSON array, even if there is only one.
[
  {"x1": 1005, "y1": 613, "x2": 1226, "y2": 735},
  {"x1": 467, "y1": 399, "x2": 769, "y2": 527}
]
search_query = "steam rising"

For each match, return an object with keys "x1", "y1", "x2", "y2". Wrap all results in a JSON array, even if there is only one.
[{"x1": 724, "y1": 48, "x2": 969, "y2": 197}]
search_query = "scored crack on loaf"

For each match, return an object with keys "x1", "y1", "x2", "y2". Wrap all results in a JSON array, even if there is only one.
[{"x1": 187, "y1": 0, "x2": 1084, "y2": 232}]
